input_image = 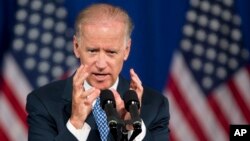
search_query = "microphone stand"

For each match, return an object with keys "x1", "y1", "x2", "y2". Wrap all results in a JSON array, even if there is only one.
[{"x1": 128, "y1": 121, "x2": 142, "y2": 141}]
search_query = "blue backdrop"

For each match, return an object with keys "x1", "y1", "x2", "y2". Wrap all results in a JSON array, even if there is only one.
[{"x1": 1, "y1": 0, "x2": 250, "y2": 92}]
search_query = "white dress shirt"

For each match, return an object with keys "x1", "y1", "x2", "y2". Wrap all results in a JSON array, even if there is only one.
[{"x1": 66, "y1": 78, "x2": 146, "y2": 141}]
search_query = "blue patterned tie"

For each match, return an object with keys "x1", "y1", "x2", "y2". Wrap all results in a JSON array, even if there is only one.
[{"x1": 93, "y1": 97, "x2": 109, "y2": 141}]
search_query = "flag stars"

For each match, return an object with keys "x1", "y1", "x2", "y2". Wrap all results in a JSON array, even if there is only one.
[
  {"x1": 16, "y1": 9, "x2": 28, "y2": 22},
  {"x1": 66, "y1": 56, "x2": 78, "y2": 67},
  {"x1": 202, "y1": 76, "x2": 213, "y2": 89},
  {"x1": 219, "y1": 38, "x2": 229, "y2": 50},
  {"x1": 29, "y1": 13, "x2": 41, "y2": 25},
  {"x1": 217, "y1": 52, "x2": 228, "y2": 64},
  {"x1": 198, "y1": 15, "x2": 208, "y2": 27},
  {"x1": 200, "y1": 0, "x2": 211, "y2": 13},
  {"x1": 43, "y1": 17, "x2": 54, "y2": 30},
  {"x1": 228, "y1": 58, "x2": 238, "y2": 69},
  {"x1": 204, "y1": 62, "x2": 214, "y2": 74},
  {"x1": 41, "y1": 32, "x2": 53, "y2": 44},
  {"x1": 13, "y1": 38, "x2": 24, "y2": 51},
  {"x1": 195, "y1": 29, "x2": 206, "y2": 42},
  {"x1": 221, "y1": 10, "x2": 232, "y2": 22},
  {"x1": 180, "y1": 0, "x2": 249, "y2": 94},
  {"x1": 211, "y1": 4, "x2": 221, "y2": 16},
  {"x1": 183, "y1": 24, "x2": 194, "y2": 37},
  {"x1": 51, "y1": 66, "x2": 64, "y2": 78},
  {"x1": 38, "y1": 62, "x2": 50, "y2": 74},
  {"x1": 39, "y1": 47, "x2": 51, "y2": 59},
  {"x1": 37, "y1": 75, "x2": 49, "y2": 87},
  {"x1": 14, "y1": 24, "x2": 26, "y2": 36},
  {"x1": 193, "y1": 44, "x2": 204, "y2": 56},
  {"x1": 222, "y1": 0, "x2": 233, "y2": 7},
  {"x1": 53, "y1": 36, "x2": 65, "y2": 49},
  {"x1": 26, "y1": 43, "x2": 38, "y2": 55},
  {"x1": 191, "y1": 58, "x2": 202, "y2": 71},
  {"x1": 231, "y1": 28, "x2": 241, "y2": 41},
  {"x1": 207, "y1": 33, "x2": 218, "y2": 45},
  {"x1": 220, "y1": 24, "x2": 230, "y2": 35},
  {"x1": 206, "y1": 48, "x2": 216, "y2": 61},
  {"x1": 209, "y1": 19, "x2": 220, "y2": 31},
  {"x1": 24, "y1": 58, "x2": 36, "y2": 70},
  {"x1": 229, "y1": 43, "x2": 240, "y2": 55},
  {"x1": 190, "y1": 0, "x2": 200, "y2": 8},
  {"x1": 186, "y1": 10, "x2": 197, "y2": 23},
  {"x1": 11, "y1": 0, "x2": 83, "y2": 88},
  {"x1": 216, "y1": 67, "x2": 227, "y2": 79},
  {"x1": 18, "y1": 0, "x2": 28, "y2": 6},
  {"x1": 28, "y1": 28, "x2": 39, "y2": 40},
  {"x1": 52, "y1": 51, "x2": 65, "y2": 64},
  {"x1": 44, "y1": 3, "x2": 56, "y2": 15},
  {"x1": 55, "y1": 22, "x2": 66, "y2": 33},
  {"x1": 181, "y1": 39, "x2": 192, "y2": 51},
  {"x1": 31, "y1": 0, "x2": 43, "y2": 11},
  {"x1": 56, "y1": 7, "x2": 67, "y2": 19}
]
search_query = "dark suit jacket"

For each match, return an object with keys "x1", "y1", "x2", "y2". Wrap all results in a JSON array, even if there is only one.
[{"x1": 26, "y1": 75, "x2": 170, "y2": 141}]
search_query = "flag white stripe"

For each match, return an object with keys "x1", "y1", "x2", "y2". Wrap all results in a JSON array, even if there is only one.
[
  {"x1": 213, "y1": 84, "x2": 247, "y2": 124},
  {"x1": 233, "y1": 68, "x2": 250, "y2": 110},
  {"x1": 3, "y1": 53, "x2": 33, "y2": 108},
  {"x1": 0, "y1": 92, "x2": 27, "y2": 141},
  {"x1": 172, "y1": 53, "x2": 227, "y2": 141},
  {"x1": 165, "y1": 90, "x2": 197, "y2": 141}
]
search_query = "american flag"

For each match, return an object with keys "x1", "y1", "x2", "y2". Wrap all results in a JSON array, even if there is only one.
[
  {"x1": 0, "y1": 0, "x2": 77, "y2": 140},
  {"x1": 164, "y1": 0, "x2": 250, "y2": 141}
]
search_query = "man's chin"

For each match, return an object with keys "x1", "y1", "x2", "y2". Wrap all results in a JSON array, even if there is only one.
[{"x1": 91, "y1": 81, "x2": 112, "y2": 90}]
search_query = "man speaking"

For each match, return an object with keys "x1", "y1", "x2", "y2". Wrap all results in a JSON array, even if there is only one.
[{"x1": 26, "y1": 3, "x2": 170, "y2": 141}]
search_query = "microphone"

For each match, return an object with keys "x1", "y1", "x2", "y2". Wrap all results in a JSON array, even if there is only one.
[
  {"x1": 123, "y1": 90, "x2": 141, "y2": 129},
  {"x1": 100, "y1": 89, "x2": 120, "y2": 128}
]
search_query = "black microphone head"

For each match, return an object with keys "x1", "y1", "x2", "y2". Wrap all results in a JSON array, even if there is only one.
[
  {"x1": 100, "y1": 89, "x2": 116, "y2": 109},
  {"x1": 123, "y1": 90, "x2": 140, "y2": 111}
]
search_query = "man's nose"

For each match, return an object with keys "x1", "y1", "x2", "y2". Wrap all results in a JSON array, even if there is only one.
[{"x1": 95, "y1": 53, "x2": 107, "y2": 69}]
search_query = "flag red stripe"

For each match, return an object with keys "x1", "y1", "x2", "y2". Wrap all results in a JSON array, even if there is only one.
[
  {"x1": 227, "y1": 78, "x2": 250, "y2": 123},
  {"x1": 168, "y1": 75, "x2": 209, "y2": 141},
  {"x1": 0, "y1": 125, "x2": 10, "y2": 141},
  {"x1": 207, "y1": 93, "x2": 229, "y2": 135},
  {"x1": 0, "y1": 76, "x2": 28, "y2": 129},
  {"x1": 169, "y1": 129, "x2": 177, "y2": 141}
]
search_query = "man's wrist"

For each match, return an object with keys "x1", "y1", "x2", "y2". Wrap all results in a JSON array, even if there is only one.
[{"x1": 69, "y1": 117, "x2": 85, "y2": 129}]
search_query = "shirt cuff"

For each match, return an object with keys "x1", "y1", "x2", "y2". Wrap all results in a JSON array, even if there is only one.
[
  {"x1": 66, "y1": 120, "x2": 91, "y2": 141},
  {"x1": 128, "y1": 120, "x2": 146, "y2": 141}
]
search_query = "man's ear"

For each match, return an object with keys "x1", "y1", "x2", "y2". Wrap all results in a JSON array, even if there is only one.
[
  {"x1": 124, "y1": 39, "x2": 131, "y2": 61},
  {"x1": 73, "y1": 35, "x2": 80, "y2": 58}
]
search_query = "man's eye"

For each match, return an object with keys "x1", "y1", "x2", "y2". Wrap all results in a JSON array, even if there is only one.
[
  {"x1": 108, "y1": 51, "x2": 117, "y2": 54},
  {"x1": 88, "y1": 49, "x2": 97, "y2": 53}
]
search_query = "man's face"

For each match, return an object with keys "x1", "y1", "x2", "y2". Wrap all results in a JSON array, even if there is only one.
[{"x1": 73, "y1": 20, "x2": 131, "y2": 89}]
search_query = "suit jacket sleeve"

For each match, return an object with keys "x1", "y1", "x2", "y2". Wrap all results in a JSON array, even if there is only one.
[
  {"x1": 26, "y1": 93, "x2": 77, "y2": 141},
  {"x1": 143, "y1": 94, "x2": 170, "y2": 141}
]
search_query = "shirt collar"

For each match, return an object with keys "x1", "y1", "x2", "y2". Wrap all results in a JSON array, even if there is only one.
[{"x1": 84, "y1": 77, "x2": 119, "y2": 106}]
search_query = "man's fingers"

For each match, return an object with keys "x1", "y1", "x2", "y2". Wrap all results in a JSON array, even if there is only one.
[
  {"x1": 129, "y1": 69, "x2": 143, "y2": 104},
  {"x1": 130, "y1": 68, "x2": 142, "y2": 84},
  {"x1": 84, "y1": 88, "x2": 100, "y2": 104},
  {"x1": 130, "y1": 68, "x2": 142, "y2": 90},
  {"x1": 110, "y1": 89, "x2": 122, "y2": 102},
  {"x1": 74, "y1": 65, "x2": 90, "y2": 88}
]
